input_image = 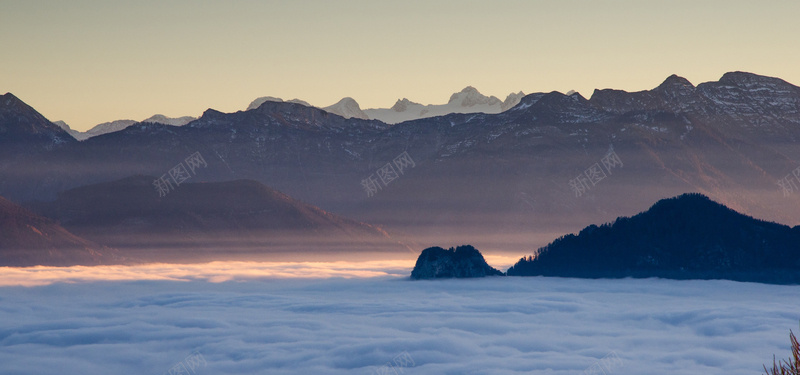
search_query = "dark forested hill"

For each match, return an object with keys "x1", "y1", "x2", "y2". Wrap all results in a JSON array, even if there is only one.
[{"x1": 506, "y1": 194, "x2": 800, "y2": 283}]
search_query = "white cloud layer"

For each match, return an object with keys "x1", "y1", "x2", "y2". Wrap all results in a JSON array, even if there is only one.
[{"x1": 0, "y1": 275, "x2": 798, "y2": 374}]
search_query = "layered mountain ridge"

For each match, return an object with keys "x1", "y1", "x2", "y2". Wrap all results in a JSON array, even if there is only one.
[
  {"x1": 25, "y1": 176, "x2": 409, "y2": 264},
  {"x1": 0, "y1": 93, "x2": 75, "y2": 155},
  {"x1": 246, "y1": 86, "x2": 526, "y2": 124},
  {"x1": 0, "y1": 194, "x2": 120, "y2": 266},
  {"x1": 55, "y1": 114, "x2": 198, "y2": 141},
  {"x1": 2, "y1": 71, "x2": 800, "y2": 254}
]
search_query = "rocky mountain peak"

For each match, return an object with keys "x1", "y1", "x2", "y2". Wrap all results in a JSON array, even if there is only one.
[
  {"x1": 501, "y1": 91, "x2": 526, "y2": 111},
  {"x1": 448, "y1": 86, "x2": 502, "y2": 107},
  {"x1": 199, "y1": 108, "x2": 226, "y2": 120},
  {"x1": 247, "y1": 96, "x2": 312, "y2": 111},
  {"x1": 0, "y1": 93, "x2": 74, "y2": 147},
  {"x1": 390, "y1": 98, "x2": 420, "y2": 112},
  {"x1": 2, "y1": 92, "x2": 24, "y2": 108},
  {"x1": 53, "y1": 120, "x2": 71, "y2": 130},
  {"x1": 248, "y1": 96, "x2": 284, "y2": 110},
  {"x1": 656, "y1": 74, "x2": 695, "y2": 92},
  {"x1": 719, "y1": 71, "x2": 776, "y2": 86},
  {"x1": 704, "y1": 72, "x2": 800, "y2": 97},
  {"x1": 322, "y1": 97, "x2": 369, "y2": 119},
  {"x1": 695, "y1": 72, "x2": 800, "y2": 122},
  {"x1": 143, "y1": 114, "x2": 196, "y2": 126}
]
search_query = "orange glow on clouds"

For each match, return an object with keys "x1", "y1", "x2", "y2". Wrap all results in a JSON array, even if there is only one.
[
  {"x1": 0, "y1": 255, "x2": 521, "y2": 287},
  {"x1": 0, "y1": 260, "x2": 414, "y2": 287}
]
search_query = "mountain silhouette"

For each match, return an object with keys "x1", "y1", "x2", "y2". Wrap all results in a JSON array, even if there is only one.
[
  {"x1": 507, "y1": 194, "x2": 800, "y2": 283},
  {"x1": 30, "y1": 176, "x2": 410, "y2": 262},
  {"x1": 0, "y1": 194, "x2": 121, "y2": 266},
  {"x1": 3, "y1": 72, "x2": 800, "y2": 252}
]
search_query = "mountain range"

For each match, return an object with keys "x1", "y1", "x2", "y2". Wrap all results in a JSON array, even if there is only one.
[
  {"x1": 247, "y1": 86, "x2": 526, "y2": 124},
  {"x1": 2, "y1": 71, "x2": 800, "y2": 258},
  {"x1": 55, "y1": 114, "x2": 197, "y2": 141},
  {"x1": 63, "y1": 86, "x2": 520, "y2": 141},
  {"x1": 24, "y1": 176, "x2": 409, "y2": 264}
]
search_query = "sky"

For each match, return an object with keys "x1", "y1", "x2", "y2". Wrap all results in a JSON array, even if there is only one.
[
  {"x1": 0, "y1": 276, "x2": 797, "y2": 374},
  {"x1": 2, "y1": 0, "x2": 799, "y2": 131}
]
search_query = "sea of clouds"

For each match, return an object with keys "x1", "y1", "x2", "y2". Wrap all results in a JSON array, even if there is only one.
[{"x1": 0, "y1": 263, "x2": 798, "y2": 374}]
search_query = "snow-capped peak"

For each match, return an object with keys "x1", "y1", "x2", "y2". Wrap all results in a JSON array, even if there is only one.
[
  {"x1": 448, "y1": 86, "x2": 502, "y2": 107},
  {"x1": 390, "y1": 98, "x2": 421, "y2": 112},
  {"x1": 143, "y1": 114, "x2": 196, "y2": 126},
  {"x1": 501, "y1": 91, "x2": 526, "y2": 111},
  {"x1": 53, "y1": 120, "x2": 71, "y2": 131},
  {"x1": 246, "y1": 87, "x2": 525, "y2": 124},
  {"x1": 247, "y1": 96, "x2": 286, "y2": 110},
  {"x1": 322, "y1": 97, "x2": 368, "y2": 120},
  {"x1": 247, "y1": 96, "x2": 311, "y2": 110}
]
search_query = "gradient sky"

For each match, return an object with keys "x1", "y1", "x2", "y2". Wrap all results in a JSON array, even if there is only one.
[{"x1": 2, "y1": 0, "x2": 799, "y2": 131}]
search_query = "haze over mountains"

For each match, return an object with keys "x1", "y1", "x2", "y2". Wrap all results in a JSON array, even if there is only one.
[
  {"x1": 55, "y1": 114, "x2": 197, "y2": 141},
  {"x1": 62, "y1": 86, "x2": 523, "y2": 141},
  {"x1": 54, "y1": 86, "x2": 522, "y2": 141},
  {"x1": 28, "y1": 176, "x2": 407, "y2": 264},
  {"x1": 247, "y1": 96, "x2": 312, "y2": 111},
  {"x1": 2, "y1": 71, "x2": 800, "y2": 264},
  {"x1": 0, "y1": 195, "x2": 120, "y2": 266},
  {"x1": 247, "y1": 86, "x2": 526, "y2": 124}
]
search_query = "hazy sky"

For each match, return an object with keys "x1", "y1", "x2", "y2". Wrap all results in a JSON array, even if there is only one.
[{"x1": 2, "y1": 0, "x2": 799, "y2": 131}]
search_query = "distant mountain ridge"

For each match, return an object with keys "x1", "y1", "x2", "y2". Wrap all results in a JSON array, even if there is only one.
[
  {"x1": 247, "y1": 96, "x2": 311, "y2": 110},
  {"x1": 246, "y1": 86, "x2": 526, "y2": 124},
  {"x1": 30, "y1": 176, "x2": 409, "y2": 261},
  {"x1": 364, "y1": 86, "x2": 526, "y2": 124},
  {"x1": 55, "y1": 114, "x2": 197, "y2": 140},
  {"x1": 323, "y1": 97, "x2": 369, "y2": 120},
  {"x1": 3, "y1": 71, "x2": 800, "y2": 253}
]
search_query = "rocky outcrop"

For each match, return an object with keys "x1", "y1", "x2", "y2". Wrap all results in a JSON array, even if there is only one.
[
  {"x1": 0, "y1": 92, "x2": 75, "y2": 154},
  {"x1": 410, "y1": 245, "x2": 504, "y2": 279}
]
